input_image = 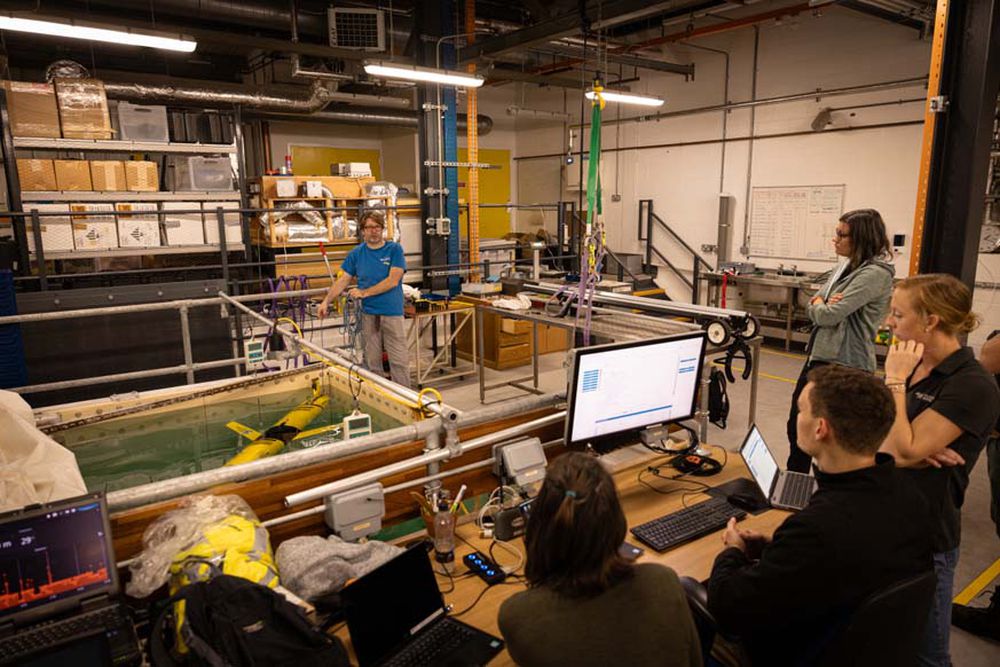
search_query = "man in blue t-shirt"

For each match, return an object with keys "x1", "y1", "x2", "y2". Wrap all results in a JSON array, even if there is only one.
[{"x1": 317, "y1": 211, "x2": 410, "y2": 388}]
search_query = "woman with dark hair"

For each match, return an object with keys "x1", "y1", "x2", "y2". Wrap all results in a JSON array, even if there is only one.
[
  {"x1": 786, "y1": 208, "x2": 895, "y2": 472},
  {"x1": 497, "y1": 452, "x2": 702, "y2": 667},
  {"x1": 882, "y1": 274, "x2": 1000, "y2": 666}
]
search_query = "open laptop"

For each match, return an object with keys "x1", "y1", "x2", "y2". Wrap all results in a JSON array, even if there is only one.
[
  {"x1": 740, "y1": 424, "x2": 817, "y2": 511},
  {"x1": 0, "y1": 493, "x2": 140, "y2": 666},
  {"x1": 342, "y1": 542, "x2": 504, "y2": 667}
]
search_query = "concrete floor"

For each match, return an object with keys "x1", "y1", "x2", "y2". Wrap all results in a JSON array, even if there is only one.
[{"x1": 435, "y1": 342, "x2": 1000, "y2": 665}]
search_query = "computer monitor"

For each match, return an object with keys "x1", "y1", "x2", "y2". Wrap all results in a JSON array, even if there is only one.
[{"x1": 564, "y1": 332, "x2": 707, "y2": 450}]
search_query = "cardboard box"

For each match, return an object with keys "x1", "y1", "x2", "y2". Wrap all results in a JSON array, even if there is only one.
[
  {"x1": 70, "y1": 203, "x2": 117, "y2": 249},
  {"x1": 24, "y1": 204, "x2": 74, "y2": 253},
  {"x1": 3, "y1": 81, "x2": 61, "y2": 138},
  {"x1": 327, "y1": 177, "x2": 365, "y2": 198},
  {"x1": 90, "y1": 161, "x2": 127, "y2": 191},
  {"x1": 16, "y1": 159, "x2": 57, "y2": 191},
  {"x1": 202, "y1": 201, "x2": 242, "y2": 245},
  {"x1": 124, "y1": 161, "x2": 159, "y2": 192},
  {"x1": 54, "y1": 160, "x2": 93, "y2": 191},
  {"x1": 54, "y1": 78, "x2": 113, "y2": 139},
  {"x1": 161, "y1": 202, "x2": 205, "y2": 246},
  {"x1": 115, "y1": 203, "x2": 161, "y2": 247}
]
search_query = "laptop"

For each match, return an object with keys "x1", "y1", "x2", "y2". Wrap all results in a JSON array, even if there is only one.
[
  {"x1": 0, "y1": 493, "x2": 140, "y2": 666},
  {"x1": 342, "y1": 542, "x2": 504, "y2": 667},
  {"x1": 740, "y1": 424, "x2": 817, "y2": 511}
]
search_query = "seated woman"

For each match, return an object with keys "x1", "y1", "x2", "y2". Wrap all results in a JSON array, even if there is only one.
[
  {"x1": 497, "y1": 452, "x2": 702, "y2": 667},
  {"x1": 881, "y1": 273, "x2": 1000, "y2": 667}
]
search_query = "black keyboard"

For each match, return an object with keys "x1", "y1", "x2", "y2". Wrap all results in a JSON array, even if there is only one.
[
  {"x1": 631, "y1": 497, "x2": 747, "y2": 552},
  {"x1": 0, "y1": 604, "x2": 125, "y2": 663},
  {"x1": 779, "y1": 472, "x2": 815, "y2": 508},
  {"x1": 383, "y1": 618, "x2": 477, "y2": 667}
]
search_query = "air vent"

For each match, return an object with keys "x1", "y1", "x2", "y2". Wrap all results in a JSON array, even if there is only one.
[{"x1": 328, "y1": 7, "x2": 386, "y2": 52}]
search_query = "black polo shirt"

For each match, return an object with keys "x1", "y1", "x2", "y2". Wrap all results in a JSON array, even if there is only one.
[{"x1": 902, "y1": 346, "x2": 1000, "y2": 552}]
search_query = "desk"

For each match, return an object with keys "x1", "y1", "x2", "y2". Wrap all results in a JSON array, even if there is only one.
[{"x1": 335, "y1": 451, "x2": 789, "y2": 666}]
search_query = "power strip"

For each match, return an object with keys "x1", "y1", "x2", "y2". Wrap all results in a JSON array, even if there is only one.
[{"x1": 463, "y1": 551, "x2": 506, "y2": 585}]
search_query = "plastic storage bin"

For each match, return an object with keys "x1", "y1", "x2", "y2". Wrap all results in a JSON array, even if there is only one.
[
  {"x1": 117, "y1": 102, "x2": 169, "y2": 142},
  {"x1": 170, "y1": 156, "x2": 235, "y2": 191}
]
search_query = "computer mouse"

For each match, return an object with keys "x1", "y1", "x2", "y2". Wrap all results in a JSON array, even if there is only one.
[{"x1": 727, "y1": 493, "x2": 762, "y2": 512}]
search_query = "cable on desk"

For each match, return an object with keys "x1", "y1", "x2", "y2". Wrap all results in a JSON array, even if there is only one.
[{"x1": 488, "y1": 539, "x2": 524, "y2": 575}]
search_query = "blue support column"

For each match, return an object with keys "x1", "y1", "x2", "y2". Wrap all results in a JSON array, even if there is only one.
[{"x1": 441, "y1": 44, "x2": 461, "y2": 295}]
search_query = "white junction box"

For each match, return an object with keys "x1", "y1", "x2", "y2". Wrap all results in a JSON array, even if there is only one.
[
  {"x1": 334, "y1": 162, "x2": 372, "y2": 177},
  {"x1": 202, "y1": 201, "x2": 242, "y2": 245},
  {"x1": 275, "y1": 178, "x2": 297, "y2": 198},
  {"x1": 25, "y1": 204, "x2": 74, "y2": 253},
  {"x1": 305, "y1": 180, "x2": 324, "y2": 198},
  {"x1": 70, "y1": 203, "x2": 117, "y2": 250},
  {"x1": 115, "y1": 202, "x2": 161, "y2": 247},
  {"x1": 161, "y1": 201, "x2": 205, "y2": 246}
]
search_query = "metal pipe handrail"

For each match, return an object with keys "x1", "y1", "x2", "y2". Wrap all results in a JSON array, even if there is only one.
[
  {"x1": 11, "y1": 357, "x2": 244, "y2": 395},
  {"x1": 217, "y1": 292, "x2": 460, "y2": 421},
  {"x1": 284, "y1": 411, "x2": 566, "y2": 506},
  {"x1": 650, "y1": 211, "x2": 714, "y2": 271}
]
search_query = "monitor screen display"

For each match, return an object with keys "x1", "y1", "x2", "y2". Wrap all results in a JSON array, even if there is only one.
[
  {"x1": 0, "y1": 497, "x2": 114, "y2": 620},
  {"x1": 565, "y1": 332, "x2": 707, "y2": 447},
  {"x1": 741, "y1": 425, "x2": 778, "y2": 497}
]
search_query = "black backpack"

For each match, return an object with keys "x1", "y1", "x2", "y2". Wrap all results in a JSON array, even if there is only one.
[
  {"x1": 708, "y1": 367, "x2": 730, "y2": 429},
  {"x1": 149, "y1": 575, "x2": 349, "y2": 667}
]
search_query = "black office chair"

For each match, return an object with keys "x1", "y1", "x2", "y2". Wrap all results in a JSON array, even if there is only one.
[
  {"x1": 679, "y1": 576, "x2": 716, "y2": 661},
  {"x1": 816, "y1": 570, "x2": 936, "y2": 667},
  {"x1": 681, "y1": 571, "x2": 936, "y2": 667}
]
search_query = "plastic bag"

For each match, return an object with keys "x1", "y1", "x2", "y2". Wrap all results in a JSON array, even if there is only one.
[{"x1": 126, "y1": 494, "x2": 269, "y2": 598}]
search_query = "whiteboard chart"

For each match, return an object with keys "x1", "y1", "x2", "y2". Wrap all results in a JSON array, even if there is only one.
[{"x1": 748, "y1": 185, "x2": 845, "y2": 262}]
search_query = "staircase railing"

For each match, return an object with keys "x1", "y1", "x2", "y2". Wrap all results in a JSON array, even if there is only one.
[
  {"x1": 638, "y1": 199, "x2": 714, "y2": 303},
  {"x1": 604, "y1": 247, "x2": 644, "y2": 285}
]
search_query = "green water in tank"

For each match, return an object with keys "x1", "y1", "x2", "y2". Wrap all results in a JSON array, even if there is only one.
[{"x1": 50, "y1": 386, "x2": 404, "y2": 493}]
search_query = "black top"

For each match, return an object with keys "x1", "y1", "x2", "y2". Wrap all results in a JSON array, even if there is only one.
[
  {"x1": 989, "y1": 330, "x2": 1000, "y2": 432},
  {"x1": 902, "y1": 346, "x2": 1000, "y2": 552},
  {"x1": 707, "y1": 454, "x2": 933, "y2": 667}
]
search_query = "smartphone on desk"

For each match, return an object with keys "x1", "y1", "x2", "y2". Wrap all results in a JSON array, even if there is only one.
[{"x1": 618, "y1": 542, "x2": 645, "y2": 562}]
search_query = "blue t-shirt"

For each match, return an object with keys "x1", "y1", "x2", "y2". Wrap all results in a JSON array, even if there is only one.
[{"x1": 341, "y1": 241, "x2": 406, "y2": 316}]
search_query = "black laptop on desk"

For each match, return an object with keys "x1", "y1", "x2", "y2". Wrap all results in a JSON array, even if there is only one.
[
  {"x1": 0, "y1": 492, "x2": 140, "y2": 667},
  {"x1": 342, "y1": 542, "x2": 504, "y2": 667},
  {"x1": 740, "y1": 424, "x2": 817, "y2": 511}
]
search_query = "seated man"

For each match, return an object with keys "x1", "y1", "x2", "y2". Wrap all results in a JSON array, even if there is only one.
[{"x1": 707, "y1": 365, "x2": 933, "y2": 665}]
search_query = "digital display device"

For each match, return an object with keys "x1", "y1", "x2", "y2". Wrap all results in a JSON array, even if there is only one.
[
  {"x1": 565, "y1": 332, "x2": 707, "y2": 449},
  {"x1": 742, "y1": 425, "x2": 779, "y2": 497},
  {"x1": 0, "y1": 496, "x2": 115, "y2": 621}
]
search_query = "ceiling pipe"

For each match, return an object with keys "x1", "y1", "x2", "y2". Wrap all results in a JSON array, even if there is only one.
[
  {"x1": 103, "y1": 79, "x2": 340, "y2": 112},
  {"x1": 246, "y1": 108, "x2": 493, "y2": 135}
]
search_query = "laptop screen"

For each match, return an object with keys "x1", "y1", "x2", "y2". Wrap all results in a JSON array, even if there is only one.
[
  {"x1": 741, "y1": 425, "x2": 779, "y2": 497},
  {"x1": 0, "y1": 494, "x2": 115, "y2": 624},
  {"x1": 342, "y1": 543, "x2": 445, "y2": 667}
]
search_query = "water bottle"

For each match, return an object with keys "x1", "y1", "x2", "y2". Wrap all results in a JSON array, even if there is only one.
[{"x1": 433, "y1": 501, "x2": 455, "y2": 568}]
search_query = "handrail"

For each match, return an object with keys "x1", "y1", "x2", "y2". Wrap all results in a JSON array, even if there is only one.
[
  {"x1": 639, "y1": 198, "x2": 714, "y2": 303},
  {"x1": 604, "y1": 246, "x2": 644, "y2": 284}
]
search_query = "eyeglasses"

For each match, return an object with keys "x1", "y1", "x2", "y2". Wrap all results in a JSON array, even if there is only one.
[{"x1": 362, "y1": 225, "x2": 382, "y2": 231}]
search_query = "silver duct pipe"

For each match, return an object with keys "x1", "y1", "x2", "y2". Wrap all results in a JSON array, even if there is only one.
[
  {"x1": 103, "y1": 79, "x2": 338, "y2": 113},
  {"x1": 247, "y1": 109, "x2": 494, "y2": 135}
]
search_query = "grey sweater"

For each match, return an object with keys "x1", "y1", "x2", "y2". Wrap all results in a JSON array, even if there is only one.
[
  {"x1": 498, "y1": 563, "x2": 702, "y2": 667},
  {"x1": 807, "y1": 259, "x2": 894, "y2": 372}
]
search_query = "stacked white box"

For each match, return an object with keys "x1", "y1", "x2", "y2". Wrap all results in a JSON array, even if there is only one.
[
  {"x1": 334, "y1": 162, "x2": 372, "y2": 177},
  {"x1": 160, "y1": 201, "x2": 205, "y2": 246},
  {"x1": 202, "y1": 201, "x2": 242, "y2": 245},
  {"x1": 115, "y1": 202, "x2": 161, "y2": 247},
  {"x1": 24, "y1": 204, "x2": 74, "y2": 253},
  {"x1": 70, "y1": 203, "x2": 117, "y2": 249}
]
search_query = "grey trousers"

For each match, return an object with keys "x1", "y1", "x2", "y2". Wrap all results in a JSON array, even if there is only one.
[{"x1": 362, "y1": 313, "x2": 411, "y2": 389}]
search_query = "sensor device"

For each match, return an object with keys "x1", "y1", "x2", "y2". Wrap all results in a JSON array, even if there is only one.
[
  {"x1": 492, "y1": 437, "x2": 547, "y2": 489},
  {"x1": 324, "y1": 483, "x2": 385, "y2": 540},
  {"x1": 343, "y1": 410, "x2": 372, "y2": 439}
]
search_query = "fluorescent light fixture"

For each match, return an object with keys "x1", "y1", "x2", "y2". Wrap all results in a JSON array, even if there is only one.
[
  {"x1": 585, "y1": 89, "x2": 664, "y2": 107},
  {"x1": 364, "y1": 61, "x2": 484, "y2": 88},
  {"x1": 0, "y1": 16, "x2": 197, "y2": 52}
]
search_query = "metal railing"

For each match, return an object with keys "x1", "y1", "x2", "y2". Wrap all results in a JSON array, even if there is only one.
[{"x1": 638, "y1": 199, "x2": 714, "y2": 303}]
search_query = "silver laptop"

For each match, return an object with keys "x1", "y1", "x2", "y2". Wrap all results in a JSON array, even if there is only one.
[{"x1": 739, "y1": 424, "x2": 817, "y2": 511}]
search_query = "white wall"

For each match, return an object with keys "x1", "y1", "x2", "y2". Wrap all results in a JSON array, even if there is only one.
[{"x1": 513, "y1": 5, "x2": 935, "y2": 299}]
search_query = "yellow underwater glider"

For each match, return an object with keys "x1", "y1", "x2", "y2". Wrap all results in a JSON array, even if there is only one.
[{"x1": 224, "y1": 386, "x2": 330, "y2": 466}]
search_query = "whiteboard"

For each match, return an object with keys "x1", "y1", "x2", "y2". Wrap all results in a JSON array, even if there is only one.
[{"x1": 748, "y1": 185, "x2": 845, "y2": 262}]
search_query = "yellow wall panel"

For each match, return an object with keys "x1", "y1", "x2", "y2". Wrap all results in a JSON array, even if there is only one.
[
  {"x1": 458, "y1": 148, "x2": 510, "y2": 239},
  {"x1": 289, "y1": 146, "x2": 382, "y2": 180}
]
